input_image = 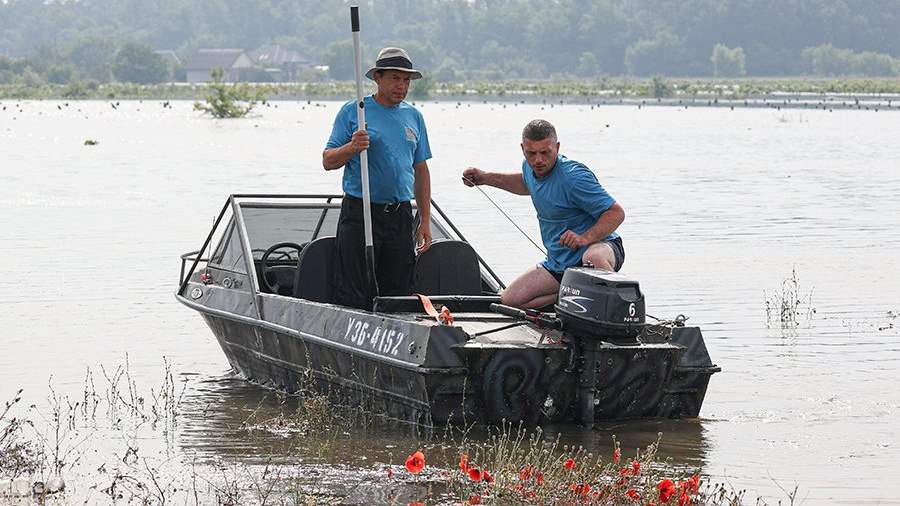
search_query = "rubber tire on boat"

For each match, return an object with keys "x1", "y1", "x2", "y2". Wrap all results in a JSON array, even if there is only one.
[{"x1": 481, "y1": 350, "x2": 544, "y2": 425}]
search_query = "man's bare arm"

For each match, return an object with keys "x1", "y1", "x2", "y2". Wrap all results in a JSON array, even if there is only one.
[
  {"x1": 462, "y1": 167, "x2": 530, "y2": 195},
  {"x1": 414, "y1": 161, "x2": 432, "y2": 253},
  {"x1": 559, "y1": 202, "x2": 625, "y2": 250},
  {"x1": 322, "y1": 130, "x2": 369, "y2": 170}
]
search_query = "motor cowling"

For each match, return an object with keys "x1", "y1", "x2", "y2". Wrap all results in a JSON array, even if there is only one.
[{"x1": 555, "y1": 268, "x2": 646, "y2": 341}]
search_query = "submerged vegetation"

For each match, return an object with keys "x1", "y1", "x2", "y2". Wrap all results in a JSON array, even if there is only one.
[
  {"x1": 0, "y1": 357, "x2": 793, "y2": 504},
  {"x1": 3, "y1": 77, "x2": 900, "y2": 114},
  {"x1": 764, "y1": 266, "x2": 816, "y2": 331},
  {"x1": 193, "y1": 68, "x2": 266, "y2": 118}
]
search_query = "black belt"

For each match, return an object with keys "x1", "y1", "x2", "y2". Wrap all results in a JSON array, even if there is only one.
[{"x1": 345, "y1": 195, "x2": 408, "y2": 213}]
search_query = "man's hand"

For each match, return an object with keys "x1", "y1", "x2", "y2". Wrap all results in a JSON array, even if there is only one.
[
  {"x1": 349, "y1": 130, "x2": 369, "y2": 153},
  {"x1": 559, "y1": 230, "x2": 590, "y2": 250},
  {"x1": 416, "y1": 221, "x2": 432, "y2": 254},
  {"x1": 462, "y1": 167, "x2": 486, "y2": 187}
]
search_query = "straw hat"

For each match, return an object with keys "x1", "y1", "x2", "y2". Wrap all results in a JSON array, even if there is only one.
[{"x1": 365, "y1": 47, "x2": 423, "y2": 80}]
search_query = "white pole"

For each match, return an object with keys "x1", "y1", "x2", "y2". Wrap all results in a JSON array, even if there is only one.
[{"x1": 350, "y1": 5, "x2": 379, "y2": 297}]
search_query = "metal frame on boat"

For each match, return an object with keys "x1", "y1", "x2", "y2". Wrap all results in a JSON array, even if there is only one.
[{"x1": 177, "y1": 194, "x2": 719, "y2": 427}]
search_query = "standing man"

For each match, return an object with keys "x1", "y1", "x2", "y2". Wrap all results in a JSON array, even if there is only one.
[
  {"x1": 462, "y1": 119, "x2": 625, "y2": 309},
  {"x1": 323, "y1": 47, "x2": 432, "y2": 310}
]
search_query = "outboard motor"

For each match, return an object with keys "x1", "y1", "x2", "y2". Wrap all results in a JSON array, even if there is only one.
[{"x1": 555, "y1": 268, "x2": 646, "y2": 342}]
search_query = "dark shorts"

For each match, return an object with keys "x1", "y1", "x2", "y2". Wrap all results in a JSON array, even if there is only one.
[
  {"x1": 543, "y1": 236, "x2": 625, "y2": 283},
  {"x1": 333, "y1": 195, "x2": 415, "y2": 310}
]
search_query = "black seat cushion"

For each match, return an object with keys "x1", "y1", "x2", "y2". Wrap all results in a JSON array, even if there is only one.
[
  {"x1": 413, "y1": 239, "x2": 482, "y2": 296},
  {"x1": 293, "y1": 236, "x2": 336, "y2": 302}
]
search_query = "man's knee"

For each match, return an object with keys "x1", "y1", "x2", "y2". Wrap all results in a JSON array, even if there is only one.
[
  {"x1": 583, "y1": 244, "x2": 615, "y2": 270},
  {"x1": 500, "y1": 287, "x2": 525, "y2": 307}
]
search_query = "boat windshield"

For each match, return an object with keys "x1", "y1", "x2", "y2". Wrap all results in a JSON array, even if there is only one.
[{"x1": 241, "y1": 204, "x2": 340, "y2": 260}]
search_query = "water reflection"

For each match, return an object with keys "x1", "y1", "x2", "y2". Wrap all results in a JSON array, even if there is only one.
[{"x1": 178, "y1": 372, "x2": 711, "y2": 473}]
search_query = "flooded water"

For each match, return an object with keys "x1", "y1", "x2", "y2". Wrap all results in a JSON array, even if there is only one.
[{"x1": 2, "y1": 98, "x2": 899, "y2": 504}]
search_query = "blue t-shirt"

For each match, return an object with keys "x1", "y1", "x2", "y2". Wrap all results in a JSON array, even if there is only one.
[
  {"x1": 326, "y1": 96, "x2": 431, "y2": 203},
  {"x1": 522, "y1": 155, "x2": 619, "y2": 273}
]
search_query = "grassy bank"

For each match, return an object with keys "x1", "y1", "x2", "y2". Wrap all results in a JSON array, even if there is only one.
[{"x1": 2, "y1": 77, "x2": 900, "y2": 105}]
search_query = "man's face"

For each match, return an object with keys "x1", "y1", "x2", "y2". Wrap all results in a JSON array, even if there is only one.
[
  {"x1": 521, "y1": 137, "x2": 559, "y2": 178},
  {"x1": 374, "y1": 69, "x2": 412, "y2": 106}
]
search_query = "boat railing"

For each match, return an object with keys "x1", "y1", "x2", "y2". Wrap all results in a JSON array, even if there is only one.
[{"x1": 177, "y1": 194, "x2": 506, "y2": 298}]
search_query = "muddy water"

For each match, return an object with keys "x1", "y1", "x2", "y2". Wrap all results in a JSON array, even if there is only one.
[{"x1": 1, "y1": 99, "x2": 899, "y2": 504}]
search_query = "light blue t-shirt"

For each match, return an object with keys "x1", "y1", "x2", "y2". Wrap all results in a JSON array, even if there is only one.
[
  {"x1": 522, "y1": 155, "x2": 619, "y2": 273},
  {"x1": 326, "y1": 96, "x2": 431, "y2": 203}
]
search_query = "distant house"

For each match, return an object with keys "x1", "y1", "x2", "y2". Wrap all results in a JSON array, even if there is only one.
[
  {"x1": 184, "y1": 49, "x2": 255, "y2": 83},
  {"x1": 249, "y1": 44, "x2": 311, "y2": 81}
]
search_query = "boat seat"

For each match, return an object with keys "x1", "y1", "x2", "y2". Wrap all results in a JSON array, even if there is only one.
[
  {"x1": 293, "y1": 236, "x2": 336, "y2": 303},
  {"x1": 413, "y1": 239, "x2": 483, "y2": 296}
]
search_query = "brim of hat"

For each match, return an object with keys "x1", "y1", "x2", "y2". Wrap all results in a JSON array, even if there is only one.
[{"x1": 365, "y1": 67, "x2": 423, "y2": 80}]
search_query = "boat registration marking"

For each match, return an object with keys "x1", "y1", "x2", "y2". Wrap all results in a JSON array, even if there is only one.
[{"x1": 344, "y1": 317, "x2": 406, "y2": 356}]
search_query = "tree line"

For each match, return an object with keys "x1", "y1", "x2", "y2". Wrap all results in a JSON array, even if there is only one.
[{"x1": 2, "y1": 0, "x2": 899, "y2": 86}]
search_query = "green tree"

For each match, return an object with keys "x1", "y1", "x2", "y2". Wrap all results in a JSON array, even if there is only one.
[
  {"x1": 651, "y1": 75, "x2": 672, "y2": 98},
  {"x1": 575, "y1": 52, "x2": 600, "y2": 78},
  {"x1": 624, "y1": 32, "x2": 686, "y2": 76},
  {"x1": 112, "y1": 42, "x2": 169, "y2": 83},
  {"x1": 409, "y1": 73, "x2": 434, "y2": 99},
  {"x1": 193, "y1": 67, "x2": 264, "y2": 118},
  {"x1": 710, "y1": 43, "x2": 746, "y2": 77},
  {"x1": 323, "y1": 39, "x2": 356, "y2": 80}
]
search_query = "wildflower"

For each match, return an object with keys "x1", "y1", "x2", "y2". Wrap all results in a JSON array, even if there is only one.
[
  {"x1": 658, "y1": 479, "x2": 676, "y2": 503},
  {"x1": 535, "y1": 472, "x2": 545, "y2": 486},
  {"x1": 460, "y1": 454, "x2": 469, "y2": 473},
  {"x1": 482, "y1": 470, "x2": 494, "y2": 484},
  {"x1": 678, "y1": 490, "x2": 692, "y2": 506},
  {"x1": 525, "y1": 490, "x2": 536, "y2": 499},
  {"x1": 468, "y1": 467, "x2": 482, "y2": 482},
  {"x1": 626, "y1": 489, "x2": 641, "y2": 501},
  {"x1": 405, "y1": 451, "x2": 425, "y2": 474},
  {"x1": 519, "y1": 466, "x2": 533, "y2": 481},
  {"x1": 468, "y1": 495, "x2": 482, "y2": 505},
  {"x1": 685, "y1": 474, "x2": 700, "y2": 494},
  {"x1": 572, "y1": 483, "x2": 591, "y2": 496},
  {"x1": 563, "y1": 458, "x2": 576, "y2": 470},
  {"x1": 613, "y1": 447, "x2": 621, "y2": 464},
  {"x1": 619, "y1": 466, "x2": 632, "y2": 477},
  {"x1": 387, "y1": 468, "x2": 394, "y2": 479},
  {"x1": 632, "y1": 460, "x2": 641, "y2": 475}
]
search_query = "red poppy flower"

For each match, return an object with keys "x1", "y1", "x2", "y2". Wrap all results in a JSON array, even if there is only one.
[
  {"x1": 405, "y1": 451, "x2": 425, "y2": 474},
  {"x1": 626, "y1": 489, "x2": 641, "y2": 501},
  {"x1": 459, "y1": 454, "x2": 469, "y2": 473},
  {"x1": 686, "y1": 474, "x2": 700, "y2": 494},
  {"x1": 468, "y1": 467, "x2": 482, "y2": 482},
  {"x1": 482, "y1": 470, "x2": 494, "y2": 483},
  {"x1": 525, "y1": 490, "x2": 536, "y2": 499},
  {"x1": 632, "y1": 460, "x2": 641, "y2": 475},
  {"x1": 678, "y1": 490, "x2": 692, "y2": 506},
  {"x1": 563, "y1": 458, "x2": 576, "y2": 470},
  {"x1": 535, "y1": 472, "x2": 545, "y2": 486},
  {"x1": 613, "y1": 447, "x2": 621, "y2": 464},
  {"x1": 468, "y1": 495, "x2": 482, "y2": 505},
  {"x1": 619, "y1": 467, "x2": 632, "y2": 477},
  {"x1": 658, "y1": 479, "x2": 676, "y2": 503},
  {"x1": 519, "y1": 466, "x2": 533, "y2": 481}
]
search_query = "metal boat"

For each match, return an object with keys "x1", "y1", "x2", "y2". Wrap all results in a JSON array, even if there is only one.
[{"x1": 176, "y1": 194, "x2": 719, "y2": 427}]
